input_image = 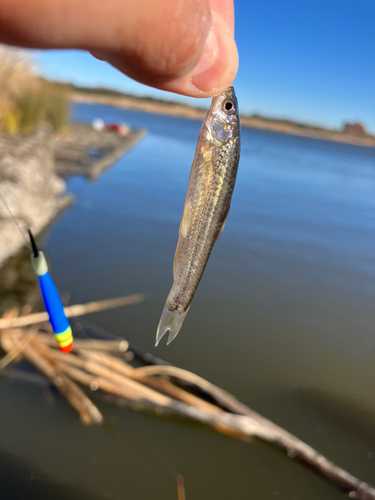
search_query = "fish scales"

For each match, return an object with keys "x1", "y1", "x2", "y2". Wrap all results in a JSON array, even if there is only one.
[
  {"x1": 156, "y1": 87, "x2": 240, "y2": 346},
  {"x1": 175, "y1": 142, "x2": 236, "y2": 304}
]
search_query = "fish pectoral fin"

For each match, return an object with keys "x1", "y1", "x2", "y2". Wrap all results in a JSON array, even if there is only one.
[
  {"x1": 174, "y1": 199, "x2": 192, "y2": 278},
  {"x1": 179, "y1": 199, "x2": 192, "y2": 238},
  {"x1": 215, "y1": 215, "x2": 228, "y2": 242}
]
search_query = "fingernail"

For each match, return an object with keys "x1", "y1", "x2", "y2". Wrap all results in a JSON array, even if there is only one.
[{"x1": 191, "y1": 13, "x2": 238, "y2": 94}]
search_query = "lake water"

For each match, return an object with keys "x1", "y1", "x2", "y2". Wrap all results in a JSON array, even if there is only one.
[{"x1": 1, "y1": 102, "x2": 375, "y2": 499}]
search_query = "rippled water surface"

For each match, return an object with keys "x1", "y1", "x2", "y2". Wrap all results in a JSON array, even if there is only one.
[{"x1": 1, "y1": 102, "x2": 375, "y2": 499}]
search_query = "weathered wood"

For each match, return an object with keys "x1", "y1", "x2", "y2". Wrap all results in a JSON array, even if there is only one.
[
  {"x1": 134, "y1": 365, "x2": 271, "y2": 419},
  {"x1": 0, "y1": 329, "x2": 37, "y2": 369},
  {"x1": 37, "y1": 333, "x2": 129, "y2": 353},
  {"x1": 110, "y1": 388, "x2": 375, "y2": 500},
  {"x1": 78, "y1": 349, "x2": 222, "y2": 415},
  {"x1": 1, "y1": 334, "x2": 102, "y2": 425},
  {"x1": 1, "y1": 325, "x2": 375, "y2": 498},
  {"x1": 135, "y1": 365, "x2": 242, "y2": 409},
  {"x1": 89, "y1": 129, "x2": 146, "y2": 180},
  {"x1": 133, "y1": 366, "x2": 375, "y2": 499},
  {"x1": 49, "y1": 355, "x2": 255, "y2": 441},
  {"x1": 46, "y1": 348, "x2": 173, "y2": 405},
  {"x1": 0, "y1": 294, "x2": 144, "y2": 329},
  {"x1": 44, "y1": 345, "x2": 375, "y2": 497},
  {"x1": 54, "y1": 123, "x2": 147, "y2": 179}
]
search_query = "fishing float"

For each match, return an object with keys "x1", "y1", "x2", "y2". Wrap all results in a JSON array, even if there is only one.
[{"x1": 28, "y1": 230, "x2": 73, "y2": 353}]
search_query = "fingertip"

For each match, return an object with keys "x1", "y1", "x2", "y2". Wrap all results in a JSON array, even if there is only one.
[
  {"x1": 191, "y1": 13, "x2": 238, "y2": 95},
  {"x1": 157, "y1": 11, "x2": 238, "y2": 98},
  {"x1": 98, "y1": 0, "x2": 212, "y2": 86},
  {"x1": 89, "y1": 1, "x2": 238, "y2": 99}
]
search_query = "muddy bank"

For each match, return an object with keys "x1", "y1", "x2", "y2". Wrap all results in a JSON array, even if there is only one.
[
  {"x1": 54, "y1": 122, "x2": 146, "y2": 180},
  {"x1": 0, "y1": 122, "x2": 146, "y2": 268},
  {"x1": 0, "y1": 124, "x2": 73, "y2": 268}
]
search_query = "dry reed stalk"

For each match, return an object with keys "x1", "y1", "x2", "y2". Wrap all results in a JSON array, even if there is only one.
[
  {"x1": 37, "y1": 341, "x2": 247, "y2": 438},
  {"x1": 37, "y1": 334, "x2": 129, "y2": 353},
  {"x1": 1, "y1": 333, "x2": 102, "y2": 425},
  {"x1": 50, "y1": 349, "x2": 175, "y2": 406},
  {"x1": 59, "y1": 342, "x2": 375, "y2": 498},
  {"x1": 1, "y1": 308, "x2": 20, "y2": 320},
  {"x1": 134, "y1": 365, "x2": 268, "y2": 419},
  {"x1": 77, "y1": 349, "x2": 222, "y2": 414},
  {"x1": 0, "y1": 328, "x2": 37, "y2": 369},
  {"x1": 41, "y1": 347, "x2": 257, "y2": 441},
  {"x1": 103, "y1": 386, "x2": 375, "y2": 500},
  {"x1": 0, "y1": 294, "x2": 144, "y2": 329},
  {"x1": 40, "y1": 346, "x2": 171, "y2": 406},
  {"x1": 56, "y1": 360, "x2": 148, "y2": 401}
]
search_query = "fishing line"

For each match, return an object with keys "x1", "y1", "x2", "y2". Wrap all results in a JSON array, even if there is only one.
[
  {"x1": 0, "y1": 164, "x2": 90, "y2": 324},
  {"x1": 0, "y1": 161, "x2": 111, "y2": 353},
  {"x1": 0, "y1": 185, "x2": 31, "y2": 251},
  {"x1": 0, "y1": 161, "x2": 72, "y2": 252}
]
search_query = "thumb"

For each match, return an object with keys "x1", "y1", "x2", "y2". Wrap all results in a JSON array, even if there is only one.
[
  {"x1": 95, "y1": 3, "x2": 238, "y2": 97},
  {"x1": 0, "y1": 0, "x2": 237, "y2": 97}
]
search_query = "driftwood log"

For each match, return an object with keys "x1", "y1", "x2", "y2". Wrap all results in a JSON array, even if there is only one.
[{"x1": 0, "y1": 304, "x2": 374, "y2": 500}]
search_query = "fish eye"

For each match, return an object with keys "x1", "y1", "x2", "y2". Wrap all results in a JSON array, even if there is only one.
[{"x1": 222, "y1": 99, "x2": 236, "y2": 115}]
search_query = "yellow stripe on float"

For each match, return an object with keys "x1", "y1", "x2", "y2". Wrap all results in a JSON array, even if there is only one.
[
  {"x1": 55, "y1": 327, "x2": 72, "y2": 342},
  {"x1": 58, "y1": 335, "x2": 73, "y2": 348}
]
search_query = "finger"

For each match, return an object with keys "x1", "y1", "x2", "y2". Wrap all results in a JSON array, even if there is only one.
[
  {"x1": 0, "y1": 0, "x2": 211, "y2": 76},
  {"x1": 100, "y1": 0, "x2": 238, "y2": 97},
  {"x1": 209, "y1": 0, "x2": 235, "y2": 34},
  {"x1": 0, "y1": 0, "x2": 238, "y2": 97}
]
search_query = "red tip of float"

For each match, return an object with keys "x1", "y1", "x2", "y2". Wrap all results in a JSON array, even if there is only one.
[{"x1": 60, "y1": 343, "x2": 73, "y2": 353}]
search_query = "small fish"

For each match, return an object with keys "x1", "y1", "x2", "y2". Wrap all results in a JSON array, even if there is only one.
[{"x1": 156, "y1": 86, "x2": 241, "y2": 346}]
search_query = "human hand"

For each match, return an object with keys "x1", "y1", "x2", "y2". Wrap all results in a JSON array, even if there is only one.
[{"x1": 0, "y1": 0, "x2": 238, "y2": 98}]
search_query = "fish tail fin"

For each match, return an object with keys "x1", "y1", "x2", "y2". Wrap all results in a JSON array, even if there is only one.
[{"x1": 155, "y1": 304, "x2": 189, "y2": 346}]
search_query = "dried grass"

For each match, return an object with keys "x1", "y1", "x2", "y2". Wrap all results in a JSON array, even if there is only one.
[{"x1": 0, "y1": 45, "x2": 69, "y2": 134}]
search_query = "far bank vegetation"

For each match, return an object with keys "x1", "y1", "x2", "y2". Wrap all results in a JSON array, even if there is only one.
[{"x1": 0, "y1": 45, "x2": 69, "y2": 134}]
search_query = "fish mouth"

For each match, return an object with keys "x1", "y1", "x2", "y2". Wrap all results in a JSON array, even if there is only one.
[
  {"x1": 221, "y1": 86, "x2": 236, "y2": 99},
  {"x1": 213, "y1": 86, "x2": 235, "y2": 101}
]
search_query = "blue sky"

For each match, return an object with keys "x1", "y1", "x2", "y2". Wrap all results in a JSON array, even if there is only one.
[{"x1": 35, "y1": 0, "x2": 375, "y2": 133}]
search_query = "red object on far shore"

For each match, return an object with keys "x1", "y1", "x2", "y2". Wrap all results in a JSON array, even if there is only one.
[
  {"x1": 104, "y1": 123, "x2": 130, "y2": 135},
  {"x1": 92, "y1": 119, "x2": 130, "y2": 135}
]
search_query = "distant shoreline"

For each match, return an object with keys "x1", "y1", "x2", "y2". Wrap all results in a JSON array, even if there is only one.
[{"x1": 71, "y1": 92, "x2": 375, "y2": 148}]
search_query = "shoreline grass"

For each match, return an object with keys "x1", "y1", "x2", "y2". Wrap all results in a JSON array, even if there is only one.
[{"x1": 0, "y1": 45, "x2": 69, "y2": 135}]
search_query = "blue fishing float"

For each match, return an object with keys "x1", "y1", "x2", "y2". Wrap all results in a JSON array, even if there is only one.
[{"x1": 28, "y1": 230, "x2": 73, "y2": 353}]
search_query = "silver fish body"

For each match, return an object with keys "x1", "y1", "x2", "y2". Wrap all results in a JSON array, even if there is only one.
[{"x1": 156, "y1": 86, "x2": 241, "y2": 346}]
